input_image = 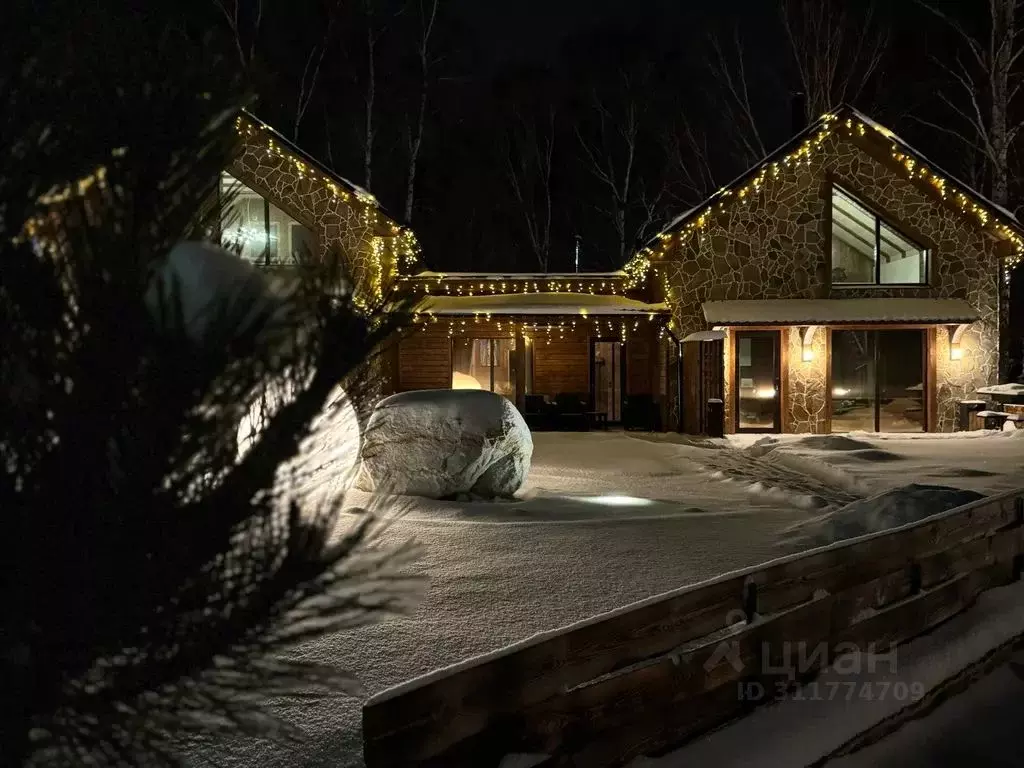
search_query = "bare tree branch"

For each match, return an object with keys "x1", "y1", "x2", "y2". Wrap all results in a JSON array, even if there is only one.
[{"x1": 404, "y1": 0, "x2": 439, "y2": 224}]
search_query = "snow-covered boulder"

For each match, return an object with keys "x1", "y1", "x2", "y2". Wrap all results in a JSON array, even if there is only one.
[
  {"x1": 356, "y1": 389, "x2": 532, "y2": 499},
  {"x1": 780, "y1": 484, "x2": 984, "y2": 548}
]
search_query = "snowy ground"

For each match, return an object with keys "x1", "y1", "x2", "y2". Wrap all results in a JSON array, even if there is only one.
[{"x1": 193, "y1": 428, "x2": 1024, "y2": 768}]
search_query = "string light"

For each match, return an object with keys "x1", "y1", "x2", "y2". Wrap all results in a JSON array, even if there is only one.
[
  {"x1": 624, "y1": 109, "x2": 1024, "y2": 285},
  {"x1": 398, "y1": 273, "x2": 641, "y2": 297},
  {"x1": 234, "y1": 114, "x2": 421, "y2": 279}
]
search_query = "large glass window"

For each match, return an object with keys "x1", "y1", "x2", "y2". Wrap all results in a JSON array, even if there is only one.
[
  {"x1": 452, "y1": 338, "x2": 515, "y2": 397},
  {"x1": 831, "y1": 187, "x2": 927, "y2": 285},
  {"x1": 219, "y1": 172, "x2": 316, "y2": 266},
  {"x1": 831, "y1": 329, "x2": 925, "y2": 433}
]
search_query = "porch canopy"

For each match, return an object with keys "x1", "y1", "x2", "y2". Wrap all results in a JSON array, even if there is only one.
[
  {"x1": 702, "y1": 298, "x2": 980, "y2": 326},
  {"x1": 414, "y1": 292, "x2": 669, "y2": 315}
]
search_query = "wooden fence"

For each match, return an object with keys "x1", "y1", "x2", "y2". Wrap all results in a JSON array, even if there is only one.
[{"x1": 362, "y1": 488, "x2": 1024, "y2": 768}]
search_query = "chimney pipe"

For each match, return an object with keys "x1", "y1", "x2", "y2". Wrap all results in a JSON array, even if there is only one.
[{"x1": 791, "y1": 91, "x2": 807, "y2": 134}]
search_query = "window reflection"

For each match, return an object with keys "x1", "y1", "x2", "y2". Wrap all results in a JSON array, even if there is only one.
[
  {"x1": 451, "y1": 338, "x2": 515, "y2": 397},
  {"x1": 831, "y1": 187, "x2": 927, "y2": 285},
  {"x1": 219, "y1": 173, "x2": 316, "y2": 266}
]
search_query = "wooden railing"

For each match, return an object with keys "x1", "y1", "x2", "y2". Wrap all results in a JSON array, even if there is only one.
[{"x1": 362, "y1": 489, "x2": 1024, "y2": 768}]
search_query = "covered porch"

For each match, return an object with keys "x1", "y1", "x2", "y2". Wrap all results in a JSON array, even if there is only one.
[
  {"x1": 680, "y1": 298, "x2": 986, "y2": 435},
  {"x1": 392, "y1": 290, "x2": 671, "y2": 430}
]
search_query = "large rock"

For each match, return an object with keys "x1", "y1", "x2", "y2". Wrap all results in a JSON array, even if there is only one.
[{"x1": 356, "y1": 389, "x2": 532, "y2": 499}]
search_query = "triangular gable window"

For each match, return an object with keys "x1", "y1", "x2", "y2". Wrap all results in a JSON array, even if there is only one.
[{"x1": 830, "y1": 186, "x2": 928, "y2": 285}]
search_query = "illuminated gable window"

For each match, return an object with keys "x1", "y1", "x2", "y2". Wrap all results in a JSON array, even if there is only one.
[
  {"x1": 219, "y1": 172, "x2": 316, "y2": 266},
  {"x1": 830, "y1": 186, "x2": 928, "y2": 286}
]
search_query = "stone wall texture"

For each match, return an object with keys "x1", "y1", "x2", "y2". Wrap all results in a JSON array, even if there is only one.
[
  {"x1": 229, "y1": 120, "x2": 412, "y2": 308},
  {"x1": 658, "y1": 130, "x2": 1002, "y2": 432}
]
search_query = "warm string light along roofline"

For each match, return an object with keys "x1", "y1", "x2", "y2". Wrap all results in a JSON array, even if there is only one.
[
  {"x1": 409, "y1": 312, "x2": 668, "y2": 344},
  {"x1": 624, "y1": 111, "x2": 1024, "y2": 287},
  {"x1": 397, "y1": 275, "x2": 634, "y2": 296},
  {"x1": 234, "y1": 115, "x2": 420, "y2": 273}
]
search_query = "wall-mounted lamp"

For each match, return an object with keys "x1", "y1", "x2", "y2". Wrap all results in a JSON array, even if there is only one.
[
  {"x1": 800, "y1": 325, "x2": 817, "y2": 362},
  {"x1": 948, "y1": 323, "x2": 969, "y2": 361}
]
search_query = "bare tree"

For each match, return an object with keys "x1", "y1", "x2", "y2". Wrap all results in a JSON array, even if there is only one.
[
  {"x1": 362, "y1": 0, "x2": 379, "y2": 189},
  {"x1": 706, "y1": 30, "x2": 770, "y2": 168},
  {"x1": 294, "y1": 4, "x2": 344, "y2": 142},
  {"x1": 780, "y1": 0, "x2": 888, "y2": 121},
  {"x1": 915, "y1": 0, "x2": 1024, "y2": 380},
  {"x1": 212, "y1": 0, "x2": 263, "y2": 71},
  {"x1": 915, "y1": 0, "x2": 1022, "y2": 209},
  {"x1": 663, "y1": 113, "x2": 719, "y2": 207},
  {"x1": 576, "y1": 75, "x2": 668, "y2": 267},
  {"x1": 505, "y1": 106, "x2": 557, "y2": 271},
  {"x1": 703, "y1": 1, "x2": 886, "y2": 170},
  {"x1": 404, "y1": 0, "x2": 439, "y2": 224}
]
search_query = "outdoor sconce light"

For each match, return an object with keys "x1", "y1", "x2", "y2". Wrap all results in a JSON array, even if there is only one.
[
  {"x1": 948, "y1": 323, "x2": 968, "y2": 361},
  {"x1": 800, "y1": 326, "x2": 817, "y2": 363}
]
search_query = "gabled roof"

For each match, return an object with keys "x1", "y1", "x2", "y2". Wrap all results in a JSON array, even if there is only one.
[
  {"x1": 415, "y1": 293, "x2": 668, "y2": 316},
  {"x1": 236, "y1": 110, "x2": 410, "y2": 228},
  {"x1": 642, "y1": 104, "x2": 1024, "y2": 253}
]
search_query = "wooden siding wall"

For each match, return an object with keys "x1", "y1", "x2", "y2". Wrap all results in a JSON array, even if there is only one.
[
  {"x1": 533, "y1": 339, "x2": 590, "y2": 396},
  {"x1": 398, "y1": 327, "x2": 451, "y2": 391},
  {"x1": 396, "y1": 317, "x2": 664, "y2": 400}
]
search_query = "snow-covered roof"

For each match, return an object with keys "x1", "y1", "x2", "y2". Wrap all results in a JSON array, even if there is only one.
[
  {"x1": 647, "y1": 104, "x2": 1024, "y2": 248},
  {"x1": 239, "y1": 110, "x2": 384, "y2": 211},
  {"x1": 681, "y1": 330, "x2": 727, "y2": 342},
  {"x1": 407, "y1": 270, "x2": 626, "y2": 280},
  {"x1": 414, "y1": 293, "x2": 669, "y2": 316},
  {"x1": 702, "y1": 298, "x2": 980, "y2": 326}
]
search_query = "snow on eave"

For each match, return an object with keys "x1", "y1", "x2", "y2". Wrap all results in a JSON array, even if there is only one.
[
  {"x1": 645, "y1": 103, "x2": 1024, "y2": 250},
  {"x1": 413, "y1": 293, "x2": 668, "y2": 316},
  {"x1": 846, "y1": 105, "x2": 1024, "y2": 231},
  {"x1": 682, "y1": 330, "x2": 727, "y2": 342},
  {"x1": 366, "y1": 488, "x2": 1019, "y2": 706},
  {"x1": 404, "y1": 270, "x2": 627, "y2": 280},
  {"x1": 702, "y1": 298, "x2": 981, "y2": 326},
  {"x1": 237, "y1": 110, "x2": 408, "y2": 230}
]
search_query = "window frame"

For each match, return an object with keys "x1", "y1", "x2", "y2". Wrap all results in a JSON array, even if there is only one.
[
  {"x1": 218, "y1": 172, "x2": 316, "y2": 268},
  {"x1": 829, "y1": 184, "x2": 930, "y2": 288},
  {"x1": 450, "y1": 337, "x2": 515, "y2": 393}
]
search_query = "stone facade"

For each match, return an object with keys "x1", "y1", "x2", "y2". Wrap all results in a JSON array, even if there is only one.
[
  {"x1": 650, "y1": 121, "x2": 1012, "y2": 433},
  {"x1": 229, "y1": 115, "x2": 417, "y2": 308}
]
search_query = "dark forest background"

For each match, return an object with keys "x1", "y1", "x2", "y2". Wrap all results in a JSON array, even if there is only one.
[{"x1": 32, "y1": 0, "x2": 1022, "y2": 273}]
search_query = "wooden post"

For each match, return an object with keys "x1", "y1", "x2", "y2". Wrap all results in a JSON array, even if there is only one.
[{"x1": 514, "y1": 324, "x2": 527, "y2": 412}]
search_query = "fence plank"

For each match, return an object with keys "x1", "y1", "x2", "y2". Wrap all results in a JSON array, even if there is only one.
[
  {"x1": 363, "y1": 572, "x2": 747, "y2": 766},
  {"x1": 363, "y1": 490, "x2": 1024, "y2": 768}
]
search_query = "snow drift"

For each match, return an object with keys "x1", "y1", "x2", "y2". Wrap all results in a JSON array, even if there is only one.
[
  {"x1": 779, "y1": 484, "x2": 985, "y2": 548},
  {"x1": 356, "y1": 389, "x2": 533, "y2": 499}
]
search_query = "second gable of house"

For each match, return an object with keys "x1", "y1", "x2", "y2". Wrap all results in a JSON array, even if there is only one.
[
  {"x1": 224, "y1": 113, "x2": 418, "y2": 309},
  {"x1": 640, "y1": 111, "x2": 1020, "y2": 339}
]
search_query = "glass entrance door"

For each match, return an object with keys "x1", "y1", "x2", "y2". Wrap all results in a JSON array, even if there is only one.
[
  {"x1": 734, "y1": 331, "x2": 780, "y2": 432},
  {"x1": 830, "y1": 329, "x2": 926, "y2": 433},
  {"x1": 591, "y1": 340, "x2": 623, "y2": 422}
]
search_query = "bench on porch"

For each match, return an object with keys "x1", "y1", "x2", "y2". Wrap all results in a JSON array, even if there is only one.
[{"x1": 972, "y1": 410, "x2": 1024, "y2": 430}]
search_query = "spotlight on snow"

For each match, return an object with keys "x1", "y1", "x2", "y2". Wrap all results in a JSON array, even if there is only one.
[{"x1": 578, "y1": 494, "x2": 654, "y2": 507}]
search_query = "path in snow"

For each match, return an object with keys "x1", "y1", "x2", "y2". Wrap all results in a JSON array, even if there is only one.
[{"x1": 193, "y1": 429, "x2": 1024, "y2": 768}]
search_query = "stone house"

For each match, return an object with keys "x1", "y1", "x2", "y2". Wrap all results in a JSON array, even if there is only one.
[
  {"x1": 223, "y1": 106, "x2": 1024, "y2": 435},
  {"x1": 627, "y1": 104, "x2": 1024, "y2": 434}
]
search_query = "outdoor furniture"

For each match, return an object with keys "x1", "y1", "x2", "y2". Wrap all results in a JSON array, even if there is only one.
[
  {"x1": 553, "y1": 392, "x2": 591, "y2": 431},
  {"x1": 523, "y1": 394, "x2": 557, "y2": 431},
  {"x1": 623, "y1": 394, "x2": 660, "y2": 431},
  {"x1": 957, "y1": 400, "x2": 987, "y2": 431},
  {"x1": 584, "y1": 411, "x2": 609, "y2": 430},
  {"x1": 973, "y1": 410, "x2": 1011, "y2": 430}
]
